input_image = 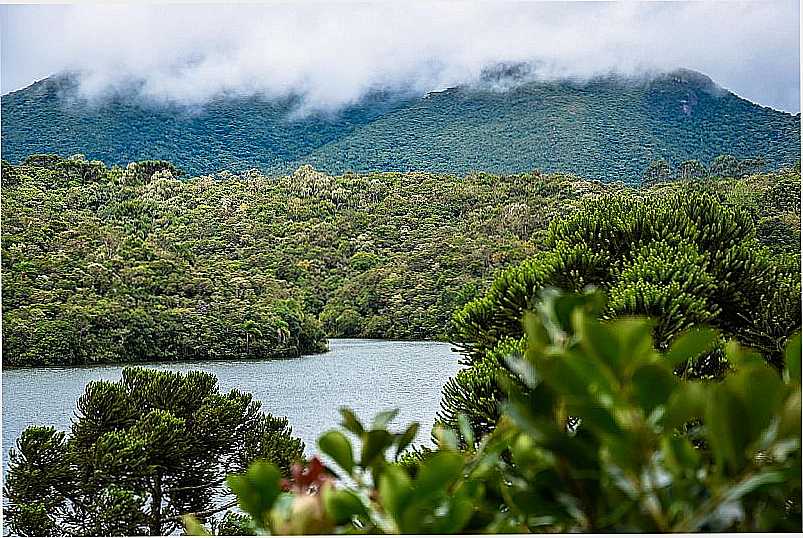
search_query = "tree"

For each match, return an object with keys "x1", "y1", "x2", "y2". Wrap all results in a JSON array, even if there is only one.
[
  {"x1": 710, "y1": 154, "x2": 742, "y2": 178},
  {"x1": 643, "y1": 158, "x2": 673, "y2": 183},
  {"x1": 441, "y1": 192, "x2": 801, "y2": 441},
  {"x1": 740, "y1": 156, "x2": 768, "y2": 177},
  {"x1": 3, "y1": 156, "x2": 797, "y2": 366},
  {"x1": 677, "y1": 159, "x2": 707, "y2": 180},
  {"x1": 4, "y1": 367, "x2": 304, "y2": 536},
  {"x1": 709, "y1": 154, "x2": 767, "y2": 179}
]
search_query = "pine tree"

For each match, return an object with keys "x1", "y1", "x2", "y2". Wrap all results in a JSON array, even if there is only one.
[
  {"x1": 4, "y1": 367, "x2": 304, "y2": 536},
  {"x1": 441, "y1": 192, "x2": 801, "y2": 443}
]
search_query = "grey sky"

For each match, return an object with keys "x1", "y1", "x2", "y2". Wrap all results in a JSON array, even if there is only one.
[{"x1": 1, "y1": 1, "x2": 800, "y2": 112}]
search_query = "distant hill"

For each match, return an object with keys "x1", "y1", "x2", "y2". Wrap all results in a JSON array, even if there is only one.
[{"x1": 1, "y1": 69, "x2": 799, "y2": 182}]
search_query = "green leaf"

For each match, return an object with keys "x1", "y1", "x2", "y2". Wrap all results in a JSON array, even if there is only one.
[
  {"x1": 432, "y1": 492, "x2": 474, "y2": 533},
  {"x1": 226, "y1": 461, "x2": 282, "y2": 525},
  {"x1": 726, "y1": 365, "x2": 784, "y2": 445},
  {"x1": 182, "y1": 515, "x2": 211, "y2": 536},
  {"x1": 615, "y1": 317, "x2": 658, "y2": 365},
  {"x1": 371, "y1": 409, "x2": 400, "y2": 430},
  {"x1": 502, "y1": 399, "x2": 550, "y2": 443},
  {"x1": 318, "y1": 430, "x2": 354, "y2": 475},
  {"x1": 394, "y1": 422, "x2": 419, "y2": 459},
  {"x1": 580, "y1": 317, "x2": 623, "y2": 372},
  {"x1": 360, "y1": 429, "x2": 394, "y2": 466},
  {"x1": 778, "y1": 388, "x2": 802, "y2": 441},
  {"x1": 504, "y1": 354, "x2": 539, "y2": 388},
  {"x1": 665, "y1": 327, "x2": 720, "y2": 367},
  {"x1": 322, "y1": 486, "x2": 369, "y2": 525},
  {"x1": 784, "y1": 332, "x2": 801, "y2": 384},
  {"x1": 433, "y1": 424, "x2": 459, "y2": 451},
  {"x1": 704, "y1": 384, "x2": 750, "y2": 472},
  {"x1": 661, "y1": 435, "x2": 699, "y2": 473},
  {"x1": 339, "y1": 408, "x2": 365, "y2": 436},
  {"x1": 724, "y1": 340, "x2": 765, "y2": 369},
  {"x1": 522, "y1": 310, "x2": 550, "y2": 355},
  {"x1": 510, "y1": 432, "x2": 554, "y2": 472},
  {"x1": 457, "y1": 414, "x2": 475, "y2": 449},
  {"x1": 378, "y1": 465, "x2": 413, "y2": 521},
  {"x1": 415, "y1": 451, "x2": 464, "y2": 496},
  {"x1": 631, "y1": 363, "x2": 677, "y2": 416},
  {"x1": 665, "y1": 382, "x2": 707, "y2": 430}
]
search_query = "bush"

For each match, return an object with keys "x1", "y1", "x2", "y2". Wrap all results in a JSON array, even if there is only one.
[{"x1": 209, "y1": 291, "x2": 801, "y2": 534}]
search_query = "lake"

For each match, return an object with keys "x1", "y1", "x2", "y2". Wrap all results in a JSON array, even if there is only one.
[{"x1": 2, "y1": 339, "x2": 462, "y2": 471}]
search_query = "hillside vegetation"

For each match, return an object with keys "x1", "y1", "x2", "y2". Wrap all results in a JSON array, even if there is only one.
[
  {"x1": 438, "y1": 187, "x2": 801, "y2": 443},
  {"x1": 2, "y1": 154, "x2": 799, "y2": 367},
  {"x1": 1, "y1": 69, "x2": 799, "y2": 182}
]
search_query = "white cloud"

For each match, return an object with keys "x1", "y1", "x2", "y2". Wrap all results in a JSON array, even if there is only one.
[{"x1": 1, "y1": 1, "x2": 800, "y2": 112}]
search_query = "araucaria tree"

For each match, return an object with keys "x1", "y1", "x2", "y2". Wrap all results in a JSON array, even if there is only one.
[
  {"x1": 440, "y1": 191, "x2": 801, "y2": 442},
  {"x1": 3, "y1": 367, "x2": 304, "y2": 536}
]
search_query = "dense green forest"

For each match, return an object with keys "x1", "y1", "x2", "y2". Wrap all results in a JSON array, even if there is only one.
[
  {"x1": 1, "y1": 155, "x2": 545, "y2": 366},
  {"x1": 2, "y1": 154, "x2": 799, "y2": 367},
  {"x1": 2, "y1": 69, "x2": 799, "y2": 181},
  {"x1": 2, "y1": 155, "x2": 800, "y2": 365}
]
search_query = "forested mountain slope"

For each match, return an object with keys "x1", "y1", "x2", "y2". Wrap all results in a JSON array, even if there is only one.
[
  {"x1": 2, "y1": 155, "x2": 799, "y2": 366},
  {"x1": 2, "y1": 70, "x2": 799, "y2": 181}
]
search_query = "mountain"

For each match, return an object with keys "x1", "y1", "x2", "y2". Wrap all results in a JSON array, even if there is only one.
[{"x1": 1, "y1": 69, "x2": 799, "y2": 182}]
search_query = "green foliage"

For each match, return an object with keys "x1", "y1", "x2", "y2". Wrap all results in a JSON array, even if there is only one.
[
  {"x1": 437, "y1": 337, "x2": 525, "y2": 446},
  {"x1": 4, "y1": 368, "x2": 304, "y2": 536},
  {"x1": 645, "y1": 154, "x2": 770, "y2": 184},
  {"x1": 444, "y1": 189, "x2": 800, "y2": 440},
  {"x1": 2, "y1": 70, "x2": 799, "y2": 182},
  {"x1": 1, "y1": 157, "x2": 595, "y2": 365},
  {"x1": 2, "y1": 156, "x2": 798, "y2": 366},
  {"x1": 213, "y1": 292, "x2": 801, "y2": 534},
  {"x1": 643, "y1": 158, "x2": 673, "y2": 183}
]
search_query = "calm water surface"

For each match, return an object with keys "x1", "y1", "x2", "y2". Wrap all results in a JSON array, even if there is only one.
[{"x1": 2, "y1": 339, "x2": 462, "y2": 471}]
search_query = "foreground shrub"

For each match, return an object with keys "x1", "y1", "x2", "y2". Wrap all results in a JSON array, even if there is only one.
[
  {"x1": 203, "y1": 292, "x2": 801, "y2": 534},
  {"x1": 4, "y1": 368, "x2": 304, "y2": 536}
]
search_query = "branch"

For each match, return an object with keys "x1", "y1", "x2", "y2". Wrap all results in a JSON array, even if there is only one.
[
  {"x1": 167, "y1": 500, "x2": 239, "y2": 524},
  {"x1": 165, "y1": 477, "x2": 227, "y2": 493}
]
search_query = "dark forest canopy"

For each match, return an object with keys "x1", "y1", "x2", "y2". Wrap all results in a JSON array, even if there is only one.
[
  {"x1": 1, "y1": 69, "x2": 799, "y2": 181},
  {"x1": 1, "y1": 155, "x2": 799, "y2": 367}
]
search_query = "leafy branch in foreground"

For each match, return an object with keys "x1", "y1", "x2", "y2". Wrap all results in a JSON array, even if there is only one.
[{"x1": 199, "y1": 291, "x2": 801, "y2": 534}]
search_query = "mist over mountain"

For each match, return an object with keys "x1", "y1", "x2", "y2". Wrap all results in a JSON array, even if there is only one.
[{"x1": 1, "y1": 69, "x2": 799, "y2": 182}]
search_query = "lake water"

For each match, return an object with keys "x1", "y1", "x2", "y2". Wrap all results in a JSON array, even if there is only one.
[{"x1": 2, "y1": 339, "x2": 462, "y2": 471}]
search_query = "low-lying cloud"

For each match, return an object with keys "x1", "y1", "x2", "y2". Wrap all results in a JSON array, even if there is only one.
[{"x1": 1, "y1": 1, "x2": 800, "y2": 112}]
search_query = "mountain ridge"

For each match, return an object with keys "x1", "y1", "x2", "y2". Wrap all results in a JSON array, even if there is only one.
[{"x1": 1, "y1": 69, "x2": 799, "y2": 182}]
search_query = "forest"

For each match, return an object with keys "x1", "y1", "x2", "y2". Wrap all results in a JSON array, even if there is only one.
[
  {"x1": 3, "y1": 150, "x2": 801, "y2": 534},
  {"x1": 2, "y1": 154, "x2": 800, "y2": 367}
]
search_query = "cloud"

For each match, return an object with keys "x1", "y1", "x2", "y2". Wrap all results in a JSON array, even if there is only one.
[{"x1": 1, "y1": 1, "x2": 800, "y2": 112}]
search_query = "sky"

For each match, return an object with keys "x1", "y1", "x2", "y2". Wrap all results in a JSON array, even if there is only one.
[{"x1": 0, "y1": 1, "x2": 800, "y2": 113}]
